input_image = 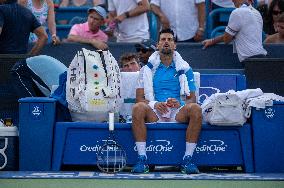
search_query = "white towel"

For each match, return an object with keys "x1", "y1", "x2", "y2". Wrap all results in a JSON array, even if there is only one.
[
  {"x1": 235, "y1": 88, "x2": 263, "y2": 100},
  {"x1": 143, "y1": 51, "x2": 191, "y2": 106},
  {"x1": 244, "y1": 93, "x2": 284, "y2": 118}
]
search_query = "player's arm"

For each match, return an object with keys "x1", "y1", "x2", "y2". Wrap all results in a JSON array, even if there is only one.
[
  {"x1": 184, "y1": 92, "x2": 197, "y2": 104},
  {"x1": 115, "y1": 0, "x2": 150, "y2": 23},
  {"x1": 150, "y1": 3, "x2": 170, "y2": 29},
  {"x1": 194, "y1": 2, "x2": 206, "y2": 42},
  {"x1": 29, "y1": 26, "x2": 48, "y2": 56},
  {"x1": 67, "y1": 35, "x2": 108, "y2": 50},
  {"x1": 202, "y1": 31, "x2": 234, "y2": 48},
  {"x1": 184, "y1": 68, "x2": 197, "y2": 104}
]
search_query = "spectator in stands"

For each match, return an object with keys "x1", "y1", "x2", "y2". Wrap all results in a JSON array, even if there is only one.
[
  {"x1": 0, "y1": 0, "x2": 47, "y2": 55},
  {"x1": 66, "y1": 6, "x2": 108, "y2": 50},
  {"x1": 107, "y1": 0, "x2": 150, "y2": 42},
  {"x1": 264, "y1": 0, "x2": 284, "y2": 35},
  {"x1": 264, "y1": 12, "x2": 284, "y2": 42},
  {"x1": 150, "y1": 0, "x2": 205, "y2": 42},
  {"x1": 131, "y1": 29, "x2": 201, "y2": 174},
  {"x1": 59, "y1": 0, "x2": 105, "y2": 7},
  {"x1": 18, "y1": 0, "x2": 60, "y2": 45},
  {"x1": 202, "y1": 0, "x2": 267, "y2": 62},
  {"x1": 135, "y1": 39, "x2": 156, "y2": 66},
  {"x1": 119, "y1": 53, "x2": 140, "y2": 72}
]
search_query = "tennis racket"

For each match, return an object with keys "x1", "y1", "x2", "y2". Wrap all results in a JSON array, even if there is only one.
[{"x1": 97, "y1": 112, "x2": 127, "y2": 173}]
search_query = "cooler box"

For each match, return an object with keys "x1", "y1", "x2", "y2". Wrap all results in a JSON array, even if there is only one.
[
  {"x1": 251, "y1": 101, "x2": 284, "y2": 172},
  {"x1": 19, "y1": 97, "x2": 57, "y2": 171},
  {"x1": 0, "y1": 126, "x2": 18, "y2": 170}
]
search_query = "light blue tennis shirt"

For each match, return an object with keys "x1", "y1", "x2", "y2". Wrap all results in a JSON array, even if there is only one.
[{"x1": 153, "y1": 61, "x2": 196, "y2": 105}]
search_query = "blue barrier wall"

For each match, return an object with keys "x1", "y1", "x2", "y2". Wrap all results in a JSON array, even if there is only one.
[{"x1": 28, "y1": 43, "x2": 284, "y2": 69}]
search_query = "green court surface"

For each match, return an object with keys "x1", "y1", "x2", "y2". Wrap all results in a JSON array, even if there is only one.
[
  {"x1": 1, "y1": 179, "x2": 284, "y2": 188},
  {"x1": 1, "y1": 171, "x2": 284, "y2": 188}
]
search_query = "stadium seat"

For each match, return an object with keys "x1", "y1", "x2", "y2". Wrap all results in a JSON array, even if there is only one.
[
  {"x1": 56, "y1": 24, "x2": 72, "y2": 39},
  {"x1": 55, "y1": 7, "x2": 88, "y2": 23},
  {"x1": 206, "y1": 8, "x2": 234, "y2": 39},
  {"x1": 148, "y1": 12, "x2": 158, "y2": 42},
  {"x1": 205, "y1": 0, "x2": 258, "y2": 39},
  {"x1": 210, "y1": 26, "x2": 226, "y2": 38}
]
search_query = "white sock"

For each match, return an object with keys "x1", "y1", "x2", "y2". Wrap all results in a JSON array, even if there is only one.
[
  {"x1": 136, "y1": 142, "x2": 146, "y2": 157},
  {"x1": 184, "y1": 142, "x2": 197, "y2": 159}
]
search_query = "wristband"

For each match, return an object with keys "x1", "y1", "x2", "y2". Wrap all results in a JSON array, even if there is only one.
[
  {"x1": 125, "y1": 11, "x2": 130, "y2": 18},
  {"x1": 198, "y1": 27, "x2": 204, "y2": 32},
  {"x1": 149, "y1": 101, "x2": 158, "y2": 110}
]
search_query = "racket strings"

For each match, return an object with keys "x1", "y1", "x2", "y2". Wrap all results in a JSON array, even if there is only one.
[{"x1": 97, "y1": 143, "x2": 126, "y2": 173}]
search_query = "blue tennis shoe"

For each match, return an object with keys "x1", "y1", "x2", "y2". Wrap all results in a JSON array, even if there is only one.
[
  {"x1": 132, "y1": 155, "x2": 149, "y2": 173},
  {"x1": 180, "y1": 155, "x2": 200, "y2": 174}
]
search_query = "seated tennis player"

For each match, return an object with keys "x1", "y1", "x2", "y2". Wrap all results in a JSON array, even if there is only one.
[{"x1": 131, "y1": 29, "x2": 202, "y2": 174}]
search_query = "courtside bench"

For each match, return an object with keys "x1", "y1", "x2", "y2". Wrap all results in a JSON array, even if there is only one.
[
  {"x1": 18, "y1": 97, "x2": 254, "y2": 172},
  {"x1": 18, "y1": 98, "x2": 284, "y2": 173},
  {"x1": 18, "y1": 73, "x2": 258, "y2": 172}
]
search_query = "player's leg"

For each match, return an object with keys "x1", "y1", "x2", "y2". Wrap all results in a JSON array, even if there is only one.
[
  {"x1": 132, "y1": 102, "x2": 158, "y2": 141},
  {"x1": 175, "y1": 103, "x2": 202, "y2": 174},
  {"x1": 131, "y1": 102, "x2": 158, "y2": 173}
]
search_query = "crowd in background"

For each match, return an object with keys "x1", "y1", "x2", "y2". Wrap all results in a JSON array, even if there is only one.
[
  {"x1": 2, "y1": 0, "x2": 284, "y2": 67},
  {"x1": 55, "y1": 0, "x2": 284, "y2": 44},
  {"x1": 3, "y1": 0, "x2": 284, "y2": 44}
]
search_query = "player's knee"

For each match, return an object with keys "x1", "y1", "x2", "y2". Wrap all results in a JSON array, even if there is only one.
[
  {"x1": 132, "y1": 102, "x2": 147, "y2": 116},
  {"x1": 188, "y1": 103, "x2": 202, "y2": 119}
]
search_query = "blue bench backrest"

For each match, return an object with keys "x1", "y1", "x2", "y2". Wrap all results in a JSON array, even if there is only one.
[{"x1": 199, "y1": 74, "x2": 246, "y2": 103}]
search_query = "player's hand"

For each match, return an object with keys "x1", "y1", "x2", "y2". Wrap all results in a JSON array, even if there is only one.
[
  {"x1": 154, "y1": 102, "x2": 169, "y2": 114},
  {"x1": 193, "y1": 30, "x2": 204, "y2": 42},
  {"x1": 160, "y1": 15, "x2": 170, "y2": 29},
  {"x1": 202, "y1": 39, "x2": 214, "y2": 49},
  {"x1": 52, "y1": 35, "x2": 60, "y2": 45},
  {"x1": 166, "y1": 98, "x2": 181, "y2": 108},
  {"x1": 115, "y1": 13, "x2": 127, "y2": 23}
]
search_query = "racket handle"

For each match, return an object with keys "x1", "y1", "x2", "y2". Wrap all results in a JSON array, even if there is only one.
[{"x1": 109, "y1": 112, "x2": 114, "y2": 131}]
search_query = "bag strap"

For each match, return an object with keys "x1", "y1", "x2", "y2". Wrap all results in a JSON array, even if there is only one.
[
  {"x1": 82, "y1": 51, "x2": 87, "y2": 86},
  {"x1": 98, "y1": 50, "x2": 109, "y2": 86}
]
